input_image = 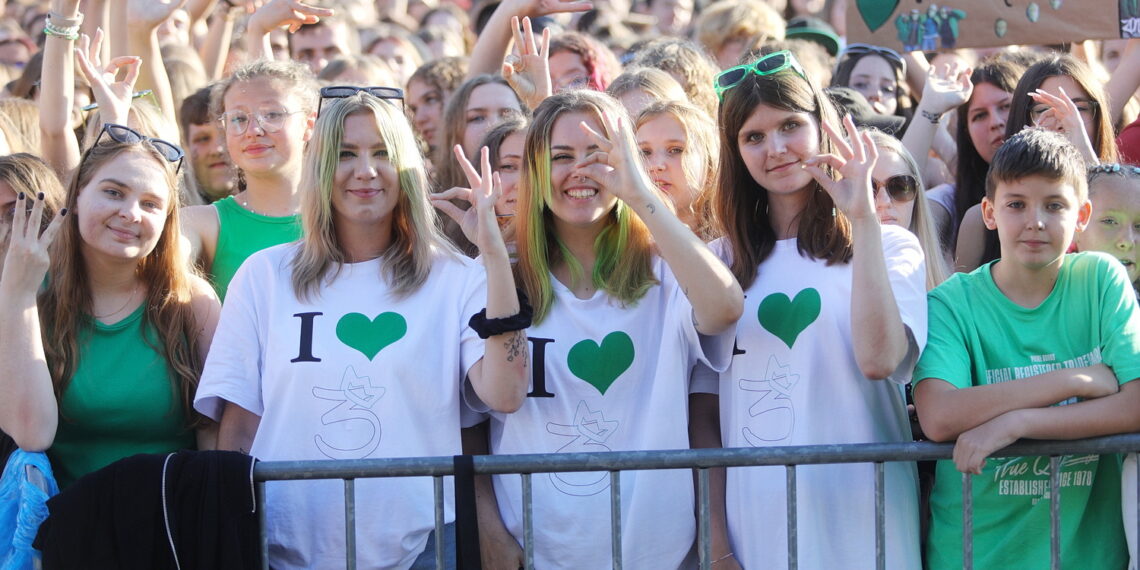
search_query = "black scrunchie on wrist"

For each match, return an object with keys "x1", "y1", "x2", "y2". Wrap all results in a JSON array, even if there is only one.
[{"x1": 469, "y1": 288, "x2": 534, "y2": 339}]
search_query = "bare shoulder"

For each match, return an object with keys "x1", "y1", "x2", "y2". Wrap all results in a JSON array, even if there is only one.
[
  {"x1": 188, "y1": 274, "x2": 222, "y2": 318},
  {"x1": 180, "y1": 204, "x2": 221, "y2": 267}
]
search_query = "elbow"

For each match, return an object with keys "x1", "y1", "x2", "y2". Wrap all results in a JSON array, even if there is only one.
[
  {"x1": 914, "y1": 409, "x2": 956, "y2": 443},
  {"x1": 698, "y1": 288, "x2": 745, "y2": 335},
  {"x1": 488, "y1": 390, "x2": 525, "y2": 414},
  {"x1": 858, "y1": 356, "x2": 901, "y2": 381},
  {"x1": 8, "y1": 419, "x2": 57, "y2": 453}
]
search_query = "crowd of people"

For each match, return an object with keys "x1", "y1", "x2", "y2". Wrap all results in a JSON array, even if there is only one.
[{"x1": 1, "y1": 0, "x2": 1140, "y2": 567}]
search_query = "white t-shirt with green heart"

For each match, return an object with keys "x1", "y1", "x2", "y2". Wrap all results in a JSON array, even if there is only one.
[
  {"x1": 195, "y1": 243, "x2": 486, "y2": 570},
  {"x1": 711, "y1": 223, "x2": 927, "y2": 570},
  {"x1": 481, "y1": 256, "x2": 733, "y2": 569}
]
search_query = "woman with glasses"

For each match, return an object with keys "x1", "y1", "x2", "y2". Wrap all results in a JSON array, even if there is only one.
[
  {"x1": 0, "y1": 125, "x2": 220, "y2": 487},
  {"x1": 704, "y1": 49, "x2": 926, "y2": 568},
  {"x1": 181, "y1": 59, "x2": 318, "y2": 300},
  {"x1": 831, "y1": 43, "x2": 913, "y2": 123},
  {"x1": 195, "y1": 91, "x2": 528, "y2": 568}
]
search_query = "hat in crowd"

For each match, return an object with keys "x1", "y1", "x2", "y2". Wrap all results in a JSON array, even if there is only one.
[
  {"x1": 785, "y1": 16, "x2": 841, "y2": 57},
  {"x1": 825, "y1": 87, "x2": 907, "y2": 137}
]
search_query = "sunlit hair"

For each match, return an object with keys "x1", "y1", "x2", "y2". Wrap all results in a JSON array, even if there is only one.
[
  {"x1": 865, "y1": 130, "x2": 949, "y2": 290},
  {"x1": 434, "y1": 74, "x2": 525, "y2": 191},
  {"x1": 606, "y1": 67, "x2": 688, "y2": 111},
  {"x1": 0, "y1": 97, "x2": 41, "y2": 154},
  {"x1": 626, "y1": 38, "x2": 720, "y2": 118},
  {"x1": 694, "y1": 0, "x2": 786, "y2": 65},
  {"x1": 636, "y1": 100, "x2": 720, "y2": 241},
  {"x1": 208, "y1": 58, "x2": 320, "y2": 125},
  {"x1": 516, "y1": 90, "x2": 658, "y2": 323},
  {"x1": 318, "y1": 54, "x2": 398, "y2": 87},
  {"x1": 40, "y1": 140, "x2": 205, "y2": 428},
  {"x1": 0, "y1": 154, "x2": 64, "y2": 267},
  {"x1": 291, "y1": 93, "x2": 451, "y2": 301},
  {"x1": 548, "y1": 31, "x2": 622, "y2": 92},
  {"x1": 987, "y1": 128, "x2": 1088, "y2": 202},
  {"x1": 407, "y1": 56, "x2": 468, "y2": 94},
  {"x1": 715, "y1": 47, "x2": 849, "y2": 290},
  {"x1": 1005, "y1": 54, "x2": 1118, "y2": 164}
]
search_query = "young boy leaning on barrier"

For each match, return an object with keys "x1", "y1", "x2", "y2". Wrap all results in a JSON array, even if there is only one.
[{"x1": 913, "y1": 128, "x2": 1140, "y2": 569}]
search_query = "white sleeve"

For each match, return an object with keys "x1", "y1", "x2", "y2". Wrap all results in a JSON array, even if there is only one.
[
  {"x1": 881, "y1": 225, "x2": 929, "y2": 384},
  {"x1": 659, "y1": 256, "x2": 735, "y2": 378},
  {"x1": 193, "y1": 253, "x2": 269, "y2": 421}
]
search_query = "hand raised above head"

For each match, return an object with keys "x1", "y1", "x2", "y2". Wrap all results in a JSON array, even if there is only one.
[
  {"x1": 921, "y1": 61, "x2": 973, "y2": 115},
  {"x1": 247, "y1": 0, "x2": 335, "y2": 34},
  {"x1": 502, "y1": 16, "x2": 552, "y2": 109},
  {"x1": 75, "y1": 29, "x2": 141, "y2": 127},
  {"x1": 126, "y1": 0, "x2": 191, "y2": 31}
]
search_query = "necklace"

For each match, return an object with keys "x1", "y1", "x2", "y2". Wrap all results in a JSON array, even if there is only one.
[
  {"x1": 93, "y1": 281, "x2": 141, "y2": 320},
  {"x1": 240, "y1": 193, "x2": 264, "y2": 216}
]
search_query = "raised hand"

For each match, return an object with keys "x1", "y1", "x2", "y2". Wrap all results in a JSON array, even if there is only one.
[
  {"x1": 247, "y1": 0, "x2": 335, "y2": 34},
  {"x1": 1, "y1": 193, "x2": 66, "y2": 295},
  {"x1": 127, "y1": 0, "x2": 191, "y2": 30},
  {"x1": 75, "y1": 29, "x2": 141, "y2": 127},
  {"x1": 507, "y1": 0, "x2": 593, "y2": 18},
  {"x1": 502, "y1": 16, "x2": 552, "y2": 109},
  {"x1": 803, "y1": 115, "x2": 880, "y2": 222},
  {"x1": 1030, "y1": 86, "x2": 1099, "y2": 162},
  {"x1": 920, "y1": 62, "x2": 973, "y2": 115},
  {"x1": 575, "y1": 111, "x2": 655, "y2": 205},
  {"x1": 431, "y1": 146, "x2": 509, "y2": 257}
]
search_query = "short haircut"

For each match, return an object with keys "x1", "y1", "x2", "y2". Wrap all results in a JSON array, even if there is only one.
[
  {"x1": 180, "y1": 86, "x2": 213, "y2": 135},
  {"x1": 985, "y1": 128, "x2": 1088, "y2": 202},
  {"x1": 407, "y1": 56, "x2": 468, "y2": 93}
]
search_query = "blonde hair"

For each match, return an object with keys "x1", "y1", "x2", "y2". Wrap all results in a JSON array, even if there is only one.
[
  {"x1": 627, "y1": 39, "x2": 720, "y2": 118},
  {"x1": 208, "y1": 59, "x2": 320, "y2": 122},
  {"x1": 606, "y1": 67, "x2": 688, "y2": 107},
  {"x1": 635, "y1": 100, "x2": 719, "y2": 241},
  {"x1": 695, "y1": 0, "x2": 786, "y2": 64},
  {"x1": 0, "y1": 97, "x2": 40, "y2": 154},
  {"x1": 291, "y1": 93, "x2": 453, "y2": 300},
  {"x1": 866, "y1": 130, "x2": 949, "y2": 290}
]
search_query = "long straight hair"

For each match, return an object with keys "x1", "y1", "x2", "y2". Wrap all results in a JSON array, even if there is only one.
[
  {"x1": 715, "y1": 50, "x2": 848, "y2": 290},
  {"x1": 291, "y1": 93, "x2": 450, "y2": 301},
  {"x1": 41, "y1": 142, "x2": 205, "y2": 428},
  {"x1": 515, "y1": 90, "x2": 657, "y2": 323}
]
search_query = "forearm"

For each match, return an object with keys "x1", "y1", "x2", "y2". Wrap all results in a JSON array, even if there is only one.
[
  {"x1": 82, "y1": 0, "x2": 109, "y2": 63},
  {"x1": 200, "y1": 9, "x2": 236, "y2": 80},
  {"x1": 466, "y1": 0, "x2": 522, "y2": 78},
  {"x1": 39, "y1": 0, "x2": 82, "y2": 175},
  {"x1": 627, "y1": 189, "x2": 743, "y2": 335},
  {"x1": 127, "y1": 28, "x2": 178, "y2": 127},
  {"x1": 217, "y1": 402, "x2": 260, "y2": 453},
  {"x1": 849, "y1": 216, "x2": 909, "y2": 379},
  {"x1": 900, "y1": 101, "x2": 940, "y2": 177},
  {"x1": 1107, "y1": 39, "x2": 1140, "y2": 125},
  {"x1": 244, "y1": 18, "x2": 275, "y2": 61},
  {"x1": 0, "y1": 289, "x2": 59, "y2": 452},
  {"x1": 471, "y1": 251, "x2": 528, "y2": 412},
  {"x1": 1006, "y1": 380, "x2": 1140, "y2": 441},
  {"x1": 689, "y1": 394, "x2": 733, "y2": 559}
]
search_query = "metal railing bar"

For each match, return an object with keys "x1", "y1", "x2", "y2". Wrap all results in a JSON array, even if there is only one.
[
  {"x1": 434, "y1": 476, "x2": 445, "y2": 570},
  {"x1": 875, "y1": 462, "x2": 885, "y2": 570},
  {"x1": 697, "y1": 468, "x2": 710, "y2": 569},
  {"x1": 344, "y1": 479, "x2": 356, "y2": 570},
  {"x1": 787, "y1": 464, "x2": 797, "y2": 570},
  {"x1": 523, "y1": 473, "x2": 534, "y2": 570},
  {"x1": 1049, "y1": 456, "x2": 1060, "y2": 570},
  {"x1": 610, "y1": 471, "x2": 622, "y2": 569},
  {"x1": 962, "y1": 473, "x2": 972, "y2": 570}
]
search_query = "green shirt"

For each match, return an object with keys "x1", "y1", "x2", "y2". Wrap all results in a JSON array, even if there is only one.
[
  {"x1": 211, "y1": 196, "x2": 302, "y2": 300},
  {"x1": 915, "y1": 252, "x2": 1140, "y2": 569},
  {"x1": 50, "y1": 304, "x2": 195, "y2": 488}
]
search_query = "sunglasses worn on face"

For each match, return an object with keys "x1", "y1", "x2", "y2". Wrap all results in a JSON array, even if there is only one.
[
  {"x1": 839, "y1": 43, "x2": 906, "y2": 73},
  {"x1": 93, "y1": 123, "x2": 184, "y2": 172},
  {"x1": 318, "y1": 86, "x2": 405, "y2": 115},
  {"x1": 872, "y1": 174, "x2": 918, "y2": 202},
  {"x1": 715, "y1": 51, "x2": 807, "y2": 100}
]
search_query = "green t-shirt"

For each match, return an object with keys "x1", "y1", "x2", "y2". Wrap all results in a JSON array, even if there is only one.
[
  {"x1": 49, "y1": 304, "x2": 195, "y2": 488},
  {"x1": 211, "y1": 196, "x2": 302, "y2": 300},
  {"x1": 915, "y1": 252, "x2": 1140, "y2": 569}
]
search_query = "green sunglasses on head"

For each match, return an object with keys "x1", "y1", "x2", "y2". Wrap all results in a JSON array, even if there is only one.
[{"x1": 715, "y1": 50, "x2": 807, "y2": 100}]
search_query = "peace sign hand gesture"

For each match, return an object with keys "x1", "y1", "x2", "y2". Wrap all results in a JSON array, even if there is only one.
[
  {"x1": 575, "y1": 111, "x2": 655, "y2": 205},
  {"x1": 1, "y1": 193, "x2": 66, "y2": 296},
  {"x1": 803, "y1": 115, "x2": 880, "y2": 223},
  {"x1": 431, "y1": 146, "x2": 510, "y2": 258},
  {"x1": 502, "y1": 16, "x2": 552, "y2": 109}
]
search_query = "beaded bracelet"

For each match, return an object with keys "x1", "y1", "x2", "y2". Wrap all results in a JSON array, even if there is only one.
[
  {"x1": 43, "y1": 20, "x2": 80, "y2": 41},
  {"x1": 468, "y1": 288, "x2": 534, "y2": 339}
]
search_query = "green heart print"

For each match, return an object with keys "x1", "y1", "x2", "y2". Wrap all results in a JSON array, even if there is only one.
[
  {"x1": 855, "y1": 0, "x2": 899, "y2": 32},
  {"x1": 757, "y1": 289, "x2": 821, "y2": 349},
  {"x1": 336, "y1": 312, "x2": 407, "y2": 360},
  {"x1": 567, "y1": 332, "x2": 635, "y2": 395}
]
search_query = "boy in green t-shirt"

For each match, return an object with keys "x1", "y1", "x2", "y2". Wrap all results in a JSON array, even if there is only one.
[{"x1": 914, "y1": 129, "x2": 1140, "y2": 569}]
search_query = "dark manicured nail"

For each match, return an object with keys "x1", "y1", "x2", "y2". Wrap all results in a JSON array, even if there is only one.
[
  {"x1": 37, "y1": 192, "x2": 44, "y2": 200},
  {"x1": 17, "y1": 192, "x2": 25, "y2": 200},
  {"x1": 59, "y1": 208, "x2": 68, "y2": 216}
]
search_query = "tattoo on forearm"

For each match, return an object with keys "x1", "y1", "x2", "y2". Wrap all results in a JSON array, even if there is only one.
[
  {"x1": 504, "y1": 330, "x2": 528, "y2": 366},
  {"x1": 646, "y1": 203, "x2": 656, "y2": 214}
]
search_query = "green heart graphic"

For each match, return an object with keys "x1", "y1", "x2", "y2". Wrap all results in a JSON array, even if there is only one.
[
  {"x1": 757, "y1": 289, "x2": 821, "y2": 349},
  {"x1": 856, "y1": 0, "x2": 899, "y2": 32},
  {"x1": 567, "y1": 332, "x2": 635, "y2": 395},
  {"x1": 336, "y1": 312, "x2": 407, "y2": 360}
]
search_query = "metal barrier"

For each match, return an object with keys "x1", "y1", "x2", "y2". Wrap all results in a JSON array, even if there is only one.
[{"x1": 252, "y1": 433, "x2": 1140, "y2": 570}]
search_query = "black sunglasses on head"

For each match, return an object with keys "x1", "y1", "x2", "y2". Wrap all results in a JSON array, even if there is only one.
[
  {"x1": 317, "y1": 86, "x2": 405, "y2": 115},
  {"x1": 872, "y1": 174, "x2": 918, "y2": 202},
  {"x1": 93, "y1": 123, "x2": 184, "y2": 173},
  {"x1": 839, "y1": 43, "x2": 906, "y2": 74}
]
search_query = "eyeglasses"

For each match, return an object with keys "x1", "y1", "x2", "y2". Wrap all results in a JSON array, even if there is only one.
[
  {"x1": 839, "y1": 43, "x2": 906, "y2": 74},
  {"x1": 715, "y1": 51, "x2": 807, "y2": 100},
  {"x1": 317, "y1": 85, "x2": 405, "y2": 116},
  {"x1": 218, "y1": 106, "x2": 302, "y2": 135},
  {"x1": 1029, "y1": 99, "x2": 1098, "y2": 122},
  {"x1": 93, "y1": 123, "x2": 184, "y2": 173},
  {"x1": 872, "y1": 174, "x2": 918, "y2": 202}
]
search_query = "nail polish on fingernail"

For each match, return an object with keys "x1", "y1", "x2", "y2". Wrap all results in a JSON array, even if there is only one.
[
  {"x1": 60, "y1": 208, "x2": 69, "y2": 216},
  {"x1": 17, "y1": 192, "x2": 25, "y2": 200},
  {"x1": 37, "y1": 192, "x2": 44, "y2": 200}
]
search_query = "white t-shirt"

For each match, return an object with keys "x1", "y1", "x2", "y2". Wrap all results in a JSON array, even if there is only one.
[
  {"x1": 481, "y1": 257, "x2": 733, "y2": 569},
  {"x1": 195, "y1": 243, "x2": 486, "y2": 570},
  {"x1": 713, "y1": 224, "x2": 927, "y2": 570}
]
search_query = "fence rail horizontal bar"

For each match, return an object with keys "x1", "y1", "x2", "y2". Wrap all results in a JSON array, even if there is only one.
[{"x1": 252, "y1": 434, "x2": 1140, "y2": 481}]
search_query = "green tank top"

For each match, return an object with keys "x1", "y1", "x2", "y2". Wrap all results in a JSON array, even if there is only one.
[
  {"x1": 211, "y1": 196, "x2": 302, "y2": 300},
  {"x1": 50, "y1": 304, "x2": 195, "y2": 488}
]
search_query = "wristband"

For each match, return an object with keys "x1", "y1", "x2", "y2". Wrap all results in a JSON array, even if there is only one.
[
  {"x1": 48, "y1": 11, "x2": 84, "y2": 29},
  {"x1": 468, "y1": 288, "x2": 534, "y2": 339},
  {"x1": 920, "y1": 109, "x2": 942, "y2": 125}
]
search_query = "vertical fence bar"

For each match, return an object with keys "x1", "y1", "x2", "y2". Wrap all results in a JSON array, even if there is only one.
[
  {"x1": 786, "y1": 465, "x2": 797, "y2": 570},
  {"x1": 344, "y1": 479, "x2": 356, "y2": 570},
  {"x1": 875, "y1": 462, "x2": 885, "y2": 570},
  {"x1": 523, "y1": 474, "x2": 534, "y2": 570},
  {"x1": 698, "y1": 468, "x2": 711, "y2": 569},
  {"x1": 257, "y1": 481, "x2": 268, "y2": 570},
  {"x1": 962, "y1": 473, "x2": 972, "y2": 570},
  {"x1": 1049, "y1": 456, "x2": 1061, "y2": 570},
  {"x1": 610, "y1": 471, "x2": 622, "y2": 569},
  {"x1": 434, "y1": 476, "x2": 445, "y2": 570}
]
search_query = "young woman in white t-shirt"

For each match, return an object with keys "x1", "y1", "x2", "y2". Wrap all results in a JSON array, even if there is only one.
[
  {"x1": 471, "y1": 89, "x2": 743, "y2": 568},
  {"x1": 703, "y1": 49, "x2": 928, "y2": 569},
  {"x1": 196, "y1": 92, "x2": 528, "y2": 569}
]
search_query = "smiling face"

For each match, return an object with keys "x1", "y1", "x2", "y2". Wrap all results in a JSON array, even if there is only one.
[
  {"x1": 637, "y1": 114, "x2": 697, "y2": 213},
  {"x1": 1076, "y1": 176, "x2": 1140, "y2": 282},
  {"x1": 494, "y1": 131, "x2": 525, "y2": 216},
  {"x1": 187, "y1": 122, "x2": 235, "y2": 201},
  {"x1": 406, "y1": 78, "x2": 445, "y2": 153},
  {"x1": 331, "y1": 112, "x2": 401, "y2": 236},
  {"x1": 848, "y1": 54, "x2": 899, "y2": 115},
  {"x1": 967, "y1": 82, "x2": 1013, "y2": 164},
  {"x1": 462, "y1": 83, "x2": 522, "y2": 156},
  {"x1": 222, "y1": 77, "x2": 314, "y2": 176},
  {"x1": 737, "y1": 103, "x2": 820, "y2": 198},
  {"x1": 547, "y1": 111, "x2": 618, "y2": 230},
  {"x1": 76, "y1": 151, "x2": 172, "y2": 263},
  {"x1": 549, "y1": 51, "x2": 590, "y2": 92},
  {"x1": 983, "y1": 174, "x2": 1091, "y2": 273}
]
